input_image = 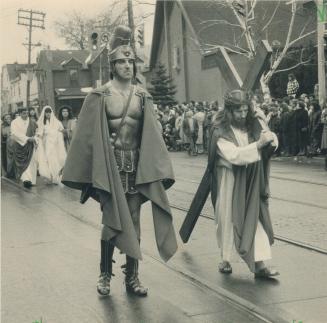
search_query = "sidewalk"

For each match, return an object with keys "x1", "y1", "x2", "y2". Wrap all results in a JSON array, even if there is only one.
[{"x1": 4, "y1": 178, "x2": 327, "y2": 323}]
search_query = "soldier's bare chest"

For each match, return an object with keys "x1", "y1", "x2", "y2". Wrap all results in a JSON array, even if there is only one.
[{"x1": 104, "y1": 91, "x2": 142, "y2": 121}]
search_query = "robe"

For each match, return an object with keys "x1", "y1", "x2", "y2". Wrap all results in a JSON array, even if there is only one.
[
  {"x1": 37, "y1": 118, "x2": 66, "y2": 184},
  {"x1": 215, "y1": 126, "x2": 276, "y2": 264},
  {"x1": 9, "y1": 117, "x2": 37, "y2": 184},
  {"x1": 209, "y1": 124, "x2": 277, "y2": 272}
]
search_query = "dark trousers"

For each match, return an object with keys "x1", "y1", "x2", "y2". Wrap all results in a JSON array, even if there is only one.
[{"x1": 101, "y1": 192, "x2": 142, "y2": 240}]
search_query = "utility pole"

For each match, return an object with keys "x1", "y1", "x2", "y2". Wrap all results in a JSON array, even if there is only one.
[
  {"x1": 316, "y1": 0, "x2": 326, "y2": 105},
  {"x1": 127, "y1": 0, "x2": 136, "y2": 54},
  {"x1": 18, "y1": 9, "x2": 45, "y2": 108}
]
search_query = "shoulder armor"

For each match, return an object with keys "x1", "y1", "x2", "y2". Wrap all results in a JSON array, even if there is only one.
[
  {"x1": 135, "y1": 85, "x2": 152, "y2": 100},
  {"x1": 91, "y1": 83, "x2": 112, "y2": 96}
]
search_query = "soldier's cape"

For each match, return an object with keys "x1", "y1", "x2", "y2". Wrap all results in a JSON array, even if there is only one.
[{"x1": 62, "y1": 84, "x2": 178, "y2": 262}]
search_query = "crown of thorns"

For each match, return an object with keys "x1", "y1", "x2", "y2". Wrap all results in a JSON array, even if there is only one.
[{"x1": 224, "y1": 90, "x2": 251, "y2": 108}]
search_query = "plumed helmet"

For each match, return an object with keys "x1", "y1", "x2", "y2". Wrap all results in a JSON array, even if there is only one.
[
  {"x1": 224, "y1": 89, "x2": 251, "y2": 110},
  {"x1": 109, "y1": 25, "x2": 135, "y2": 61}
]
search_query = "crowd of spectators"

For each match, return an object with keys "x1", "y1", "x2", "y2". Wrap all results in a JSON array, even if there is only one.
[
  {"x1": 2, "y1": 90, "x2": 327, "y2": 173},
  {"x1": 153, "y1": 92, "x2": 327, "y2": 168}
]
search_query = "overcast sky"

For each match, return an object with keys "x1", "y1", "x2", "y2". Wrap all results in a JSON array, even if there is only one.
[{"x1": 0, "y1": 0, "x2": 156, "y2": 68}]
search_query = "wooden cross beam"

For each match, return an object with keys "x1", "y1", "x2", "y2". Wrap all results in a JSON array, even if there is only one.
[{"x1": 216, "y1": 40, "x2": 272, "y2": 92}]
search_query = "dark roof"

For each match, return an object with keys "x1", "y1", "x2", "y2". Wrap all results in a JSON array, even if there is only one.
[
  {"x1": 37, "y1": 50, "x2": 90, "y2": 70},
  {"x1": 4, "y1": 63, "x2": 36, "y2": 81},
  {"x1": 150, "y1": 0, "x2": 317, "y2": 68}
]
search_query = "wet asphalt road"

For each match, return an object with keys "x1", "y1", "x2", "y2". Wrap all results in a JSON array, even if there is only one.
[
  {"x1": 2, "y1": 152, "x2": 327, "y2": 323},
  {"x1": 2, "y1": 180, "x2": 264, "y2": 323}
]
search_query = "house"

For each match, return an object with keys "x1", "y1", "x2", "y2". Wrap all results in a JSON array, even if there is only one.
[
  {"x1": 36, "y1": 47, "x2": 110, "y2": 116},
  {"x1": 149, "y1": 0, "x2": 317, "y2": 104},
  {"x1": 1, "y1": 63, "x2": 38, "y2": 115}
]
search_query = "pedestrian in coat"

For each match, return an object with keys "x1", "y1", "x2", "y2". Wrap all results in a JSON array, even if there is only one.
[
  {"x1": 183, "y1": 110, "x2": 198, "y2": 156},
  {"x1": 294, "y1": 100, "x2": 309, "y2": 156},
  {"x1": 308, "y1": 101, "x2": 322, "y2": 156}
]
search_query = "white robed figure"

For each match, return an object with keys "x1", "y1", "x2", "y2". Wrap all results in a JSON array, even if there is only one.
[
  {"x1": 36, "y1": 106, "x2": 66, "y2": 184},
  {"x1": 9, "y1": 107, "x2": 38, "y2": 187}
]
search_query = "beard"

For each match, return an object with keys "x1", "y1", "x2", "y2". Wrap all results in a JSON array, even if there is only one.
[{"x1": 231, "y1": 118, "x2": 247, "y2": 130}]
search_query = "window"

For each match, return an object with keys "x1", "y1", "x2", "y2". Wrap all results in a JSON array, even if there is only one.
[
  {"x1": 172, "y1": 46, "x2": 181, "y2": 71},
  {"x1": 69, "y1": 69, "x2": 78, "y2": 81}
]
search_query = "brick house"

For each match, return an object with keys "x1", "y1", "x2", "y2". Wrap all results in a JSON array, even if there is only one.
[
  {"x1": 149, "y1": 0, "x2": 317, "y2": 104},
  {"x1": 36, "y1": 47, "x2": 109, "y2": 116}
]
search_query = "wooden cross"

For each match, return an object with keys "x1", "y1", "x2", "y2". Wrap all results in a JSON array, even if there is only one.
[
  {"x1": 215, "y1": 40, "x2": 272, "y2": 92},
  {"x1": 179, "y1": 40, "x2": 273, "y2": 243}
]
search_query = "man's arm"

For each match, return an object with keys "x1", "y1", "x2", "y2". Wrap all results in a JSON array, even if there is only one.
[
  {"x1": 217, "y1": 130, "x2": 276, "y2": 166},
  {"x1": 217, "y1": 138, "x2": 261, "y2": 166}
]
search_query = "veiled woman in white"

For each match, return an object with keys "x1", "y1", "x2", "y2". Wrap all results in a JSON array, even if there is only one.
[{"x1": 36, "y1": 106, "x2": 66, "y2": 184}]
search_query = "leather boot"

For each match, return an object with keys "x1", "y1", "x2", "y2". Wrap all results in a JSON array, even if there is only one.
[
  {"x1": 97, "y1": 240, "x2": 115, "y2": 296},
  {"x1": 124, "y1": 256, "x2": 148, "y2": 296}
]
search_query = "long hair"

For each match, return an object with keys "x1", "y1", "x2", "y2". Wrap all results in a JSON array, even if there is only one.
[
  {"x1": 212, "y1": 106, "x2": 255, "y2": 134},
  {"x1": 42, "y1": 107, "x2": 52, "y2": 125},
  {"x1": 58, "y1": 106, "x2": 73, "y2": 121}
]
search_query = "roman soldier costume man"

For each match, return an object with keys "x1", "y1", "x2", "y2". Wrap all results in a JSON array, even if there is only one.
[{"x1": 62, "y1": 26, "x2": 177, "y2": 297}]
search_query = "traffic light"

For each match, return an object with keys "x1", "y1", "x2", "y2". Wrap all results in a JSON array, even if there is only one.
[
  {"x1": 90, "y1": 32, "x2": 99, "y2": 50},
  {"x1": 137, "y1": 26, "x2": 144, "y2": 47}
]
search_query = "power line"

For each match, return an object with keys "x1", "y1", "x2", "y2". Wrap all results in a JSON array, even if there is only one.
[{"x1": 17, "y1": 8, "x2": 45, "y2": 107}]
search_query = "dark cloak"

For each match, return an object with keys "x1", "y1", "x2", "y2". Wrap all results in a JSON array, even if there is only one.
[
  {"x1": 7, "y1": 119, "x2": 37, "y2": 180},
  {"x1": 208, "y1": 125, "x2": 274, "y2": 272},
  {"x1": 62, "y1": 84, "x2": 178, "y2": 262}
]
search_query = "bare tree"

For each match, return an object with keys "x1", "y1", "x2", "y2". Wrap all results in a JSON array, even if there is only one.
[
  {"x1": 53, "y1": 2, "x2": 126, "y2": 50},
  {"x1": 195, "y1": 0, "x2": 316, "y2": 91},
  {"x1": 54, "y1": 11, "x2": 95, "y2": 50}
]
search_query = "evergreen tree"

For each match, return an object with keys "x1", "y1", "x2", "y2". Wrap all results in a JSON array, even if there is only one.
[{"x1": 149, "y1": 62, "x2": 177, "y2": 106}]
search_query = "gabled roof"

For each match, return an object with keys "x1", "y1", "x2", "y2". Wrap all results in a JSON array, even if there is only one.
[
  {"x1": 37, "y1": 50, "x2": 90, "y2": 70},
  {"x1": 3, "y1": 63, "x2": 36, "y2": 81},
  {"x1": 150, "y1": 0, "x2": 316, "y2": 68},
  {"x1": 85, "y1": 46, "x2": 108, "y2": 65},
  {"x1": 61, "y1": 57, "x2": 83, "y2": 67}
]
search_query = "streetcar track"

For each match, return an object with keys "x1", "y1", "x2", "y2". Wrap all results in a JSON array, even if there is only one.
[
  {"x1": 170, "y1": 186, "x2": 327, "y2": 210},
  {"x1": 169, "y1": 203, "x2": 327, "y2": 255},
  {"x1": 3, "y1": 177, "x2": 326, "y2": 255},
  {"x1": 176, "y1": 175, "x2": 327, "y2": 187}
]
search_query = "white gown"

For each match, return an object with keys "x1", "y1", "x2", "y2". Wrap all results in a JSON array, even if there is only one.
[{"x1": 36, "y1": 106, "x2": 67, "y2": 184}]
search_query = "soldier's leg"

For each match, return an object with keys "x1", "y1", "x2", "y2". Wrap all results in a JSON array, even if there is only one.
[
  {"x1": 96, "y1": 190, "x2": 115, "y2": 296},
  {"x1": 124, "y1": 193, "x2": 148, "y2": 296}
]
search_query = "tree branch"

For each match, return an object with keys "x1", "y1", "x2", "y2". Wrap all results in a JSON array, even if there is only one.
[
  {"x1": 288, "y1": 30, "x2": 316, "y2": 48},
  {"x1": 262, "y1": 0, "x2": 280, "y2": 31},
  {"x1": 274, "y1": 57, "x2": 313, "y2": 74},
  {"x1": 199, "y1": 19, "x2": 242, "y2": 29},
  {"x1": 263, "y1": 1, "x2": 297, "y2": 84}
]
